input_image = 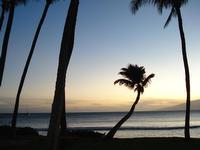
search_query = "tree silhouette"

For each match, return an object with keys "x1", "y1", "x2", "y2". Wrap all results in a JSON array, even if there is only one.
[
  {"x1": 11, "y1": 0, "x2": 55, "y2": 136},
  {"x1": 0, "y1": 0, "x2": 26, "y2": 86},
  {"x1": 0, "y1": 0, "x2": 9, "y2": 31},
  {"x1": 47, "y1": 0, "x2": 79, "y2": 150},
  {"x1": 131, "y1": 0, "x2": 190, "y2": 139},
  {"x1": 106, "y1": 64, "x2": 154, "y2": 139}
]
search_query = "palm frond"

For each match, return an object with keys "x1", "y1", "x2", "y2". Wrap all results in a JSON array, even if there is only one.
[
  {"x1": 131, "y1": 0, "x2": 189, "y2": 15},
  {"x1": 15, "y1": 0, "x2": 29, "y2": 6},
  {"x1": 119, "y1": 68, "x2": 128, "y2": 78},
  {"x1": 173, "y1": 0, "x2": 188, "y2": 8},
  {"x1": 134, "y1": 84, "x2": 144, "y2": 93},
  {"x1": 154, "y1": 0, "x2": 165, "y2": 14},
  {"x1": 114, "y1": 79, "x2": 135, "y2": 89},
  {"x1": 142, "y1": 73, "x2": 155, "y2": 87},
  {"x1": 121, "y1": 67, "x2": 128, "y2": 72},
  {"x1": 164, "y1": 7, "x2": 173, "y2": 28},
  {"x1": 130, "y1": 0, "x2": 150, "y2": 14},
  {"x1": 118, "y1": 71, "x2": 128, "y2": 78},
  {"x1": 164, "y1": 7, "x2": 177, "y2": 28},
  {"x1": 150, "y1": 0, "x2": 188, "y2": 14}
]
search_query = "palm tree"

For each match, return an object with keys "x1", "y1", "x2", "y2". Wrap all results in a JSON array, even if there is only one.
[
  {"x1": 0, "y1": 0, "x2": 26, "y2": 86},
  {"x1": 47, "y1": 0, "x2": 79, "y2": 150},
  {"x1": 0, "y1": 0, "x2": 9, "y2": 32},
  {"x1": 106, "y1": 64, "x2": 154, "y2": 139},
  {"x1": 130, "y1": 0, "x2": 190, "y2": 139},
  {"x1": 11, "y1": 0, "x2": 54, "y2": 134}
]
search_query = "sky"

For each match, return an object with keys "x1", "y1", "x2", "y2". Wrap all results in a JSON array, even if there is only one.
[{"x1": 0, "y1": 0, "x2": 200, "y2": 112}]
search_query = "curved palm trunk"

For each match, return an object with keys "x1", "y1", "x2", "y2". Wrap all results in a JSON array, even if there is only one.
[
  {"x1": 11, "y1": 2, "x2": 51, "y2": 133},
  {"x1": 176, "y1": 7, "x2": 190, "y2": 139},
  {"x1": 0, "y1": 8, "x2": 5, "y2": 31},
  {"x1": 105, "y1": 91, "x2": 141, "y2": 139},
  {"x1": 47, "y1": 0, "x2": 79, "y2": 150},
  {"x1": 0, "y1": 0, "x2": 15, "y2": 86}
]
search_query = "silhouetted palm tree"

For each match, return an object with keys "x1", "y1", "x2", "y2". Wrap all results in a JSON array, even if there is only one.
[
  {"x1": 11, "y1": 0, "x2": 54, "y2": 134},
  {"x1": 131, "y1": 0, "x2": 190, "y2": 139},
  {"x1": 47, "y1": 0, "x2": 79, "y2": 150},
  {"x1": 0, "y1": 0, "x2": 9, "y2": 31},
  {"x1": 106, "y1": 64, "x2": 154, "y2": 139},
  {"x1": 0, "y1": 0, "x2": 26, "y2": 86}
]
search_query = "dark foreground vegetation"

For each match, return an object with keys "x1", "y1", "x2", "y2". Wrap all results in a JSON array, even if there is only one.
[
  {"x1": 1, "y1": 136, "x2": 200, "y2": 150},
  {"x1": 1, "y1": 126, "x2": 200, "y2": 150}
]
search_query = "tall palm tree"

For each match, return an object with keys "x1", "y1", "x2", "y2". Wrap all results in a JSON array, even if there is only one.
[
  {"x1": 11, "y1": 0, "x2": 54, "y2": 133},
  {"x1": 106, "y1": 64, "x2": 154, "y2": 139},
  {"x1": 0, "y1": 0, "x2": 9, "y2": 32},
  {"x1": 131, "y1": 0, "x2": 190, "y2": 139},
  {"x1": 47, "y1": 0, "x2": 79, "y2": 150},
  {"x1": 0, "y1": 0, "x2": 26, "y2": 86}
]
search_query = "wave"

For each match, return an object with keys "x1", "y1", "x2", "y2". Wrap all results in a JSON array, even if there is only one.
[{"x1": 35, "y1": 125, "x2": 200, "y2": 131}]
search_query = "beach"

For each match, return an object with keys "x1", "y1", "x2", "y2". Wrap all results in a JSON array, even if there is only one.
[{"x1": 1, "y1": 136, "x2": 200, "y2": 150}]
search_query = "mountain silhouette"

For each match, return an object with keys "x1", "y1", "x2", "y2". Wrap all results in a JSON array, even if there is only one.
[{"x1": 161, "y1": 99, "x2": 200, "y2": 111}]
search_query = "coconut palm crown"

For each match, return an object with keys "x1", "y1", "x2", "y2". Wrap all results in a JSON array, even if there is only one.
[
  {"x1": 131, "y1": 0, "x2": 188, "y2": 27},
  {"x1": 114, "y1": 64, "x2": 154, "y2": 93}
]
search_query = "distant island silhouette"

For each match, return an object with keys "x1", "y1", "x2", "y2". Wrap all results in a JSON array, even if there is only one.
[{"x1": 161, "y1": 100, "x2": 200, "y2": 111}]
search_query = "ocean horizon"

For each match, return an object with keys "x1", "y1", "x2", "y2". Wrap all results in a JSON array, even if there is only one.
[{"x1": 1, "y1": 110, "x2": 200, "y2": 138}]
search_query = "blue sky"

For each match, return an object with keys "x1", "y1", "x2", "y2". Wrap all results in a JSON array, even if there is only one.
[{"x1": 0, "y1": 0, "x2": 200, "y2": 112}]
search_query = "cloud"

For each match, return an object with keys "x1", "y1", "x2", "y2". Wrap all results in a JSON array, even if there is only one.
[
  {"x1": 136, "y1": 99, "x2": 183, "y2": 111},
  {"x1": 0, "y1": 97, "x2": 184, "y2": 113},
  {"x1": 0, "y1": 97, "x2": 51, "y2": 113}
]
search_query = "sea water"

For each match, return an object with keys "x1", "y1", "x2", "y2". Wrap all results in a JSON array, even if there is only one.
[{"x1": 1, "y1": 111, "x2": 200, "y2": 138}]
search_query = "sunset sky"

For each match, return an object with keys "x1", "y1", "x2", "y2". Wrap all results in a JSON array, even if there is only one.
[{"x1": 0, "y1": 0, "x2": 200, "y2": 112}]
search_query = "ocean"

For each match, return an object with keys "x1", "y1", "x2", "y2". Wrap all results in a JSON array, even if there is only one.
[{"x1": 1, "y1": 111, "x2": 200, "y2": 138}]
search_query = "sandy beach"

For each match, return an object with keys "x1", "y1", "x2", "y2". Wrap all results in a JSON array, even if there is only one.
[
  {"x1": 1, "y1": 122, "x2": 200, "y2": 150},
  {"x1": 1, "y1": 136, "x2": 200, "y2": 150}
]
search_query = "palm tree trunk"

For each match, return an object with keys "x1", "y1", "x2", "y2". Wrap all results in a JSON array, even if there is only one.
[
  {"x1": 0, "y1": 0, "x2": 15, "y2": 86},
  {"x1": 176, "y1": 7, "x2": 190, "y2": 139},
  {"x1": 0, "y1": 8, "x2": 5, "y2": 31},
  {"x1": 105, "y1": 91, "x2": 141, "y2": 139},
  {"x1": 60, "y1": 93, "x2": 67, "y2": 136},
  {"x1": 11, "y1": 1, "x2": 50, "y2": 134},
  {"x1": 47, "y1": 0, "x2": 79, "y2": 150}
]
